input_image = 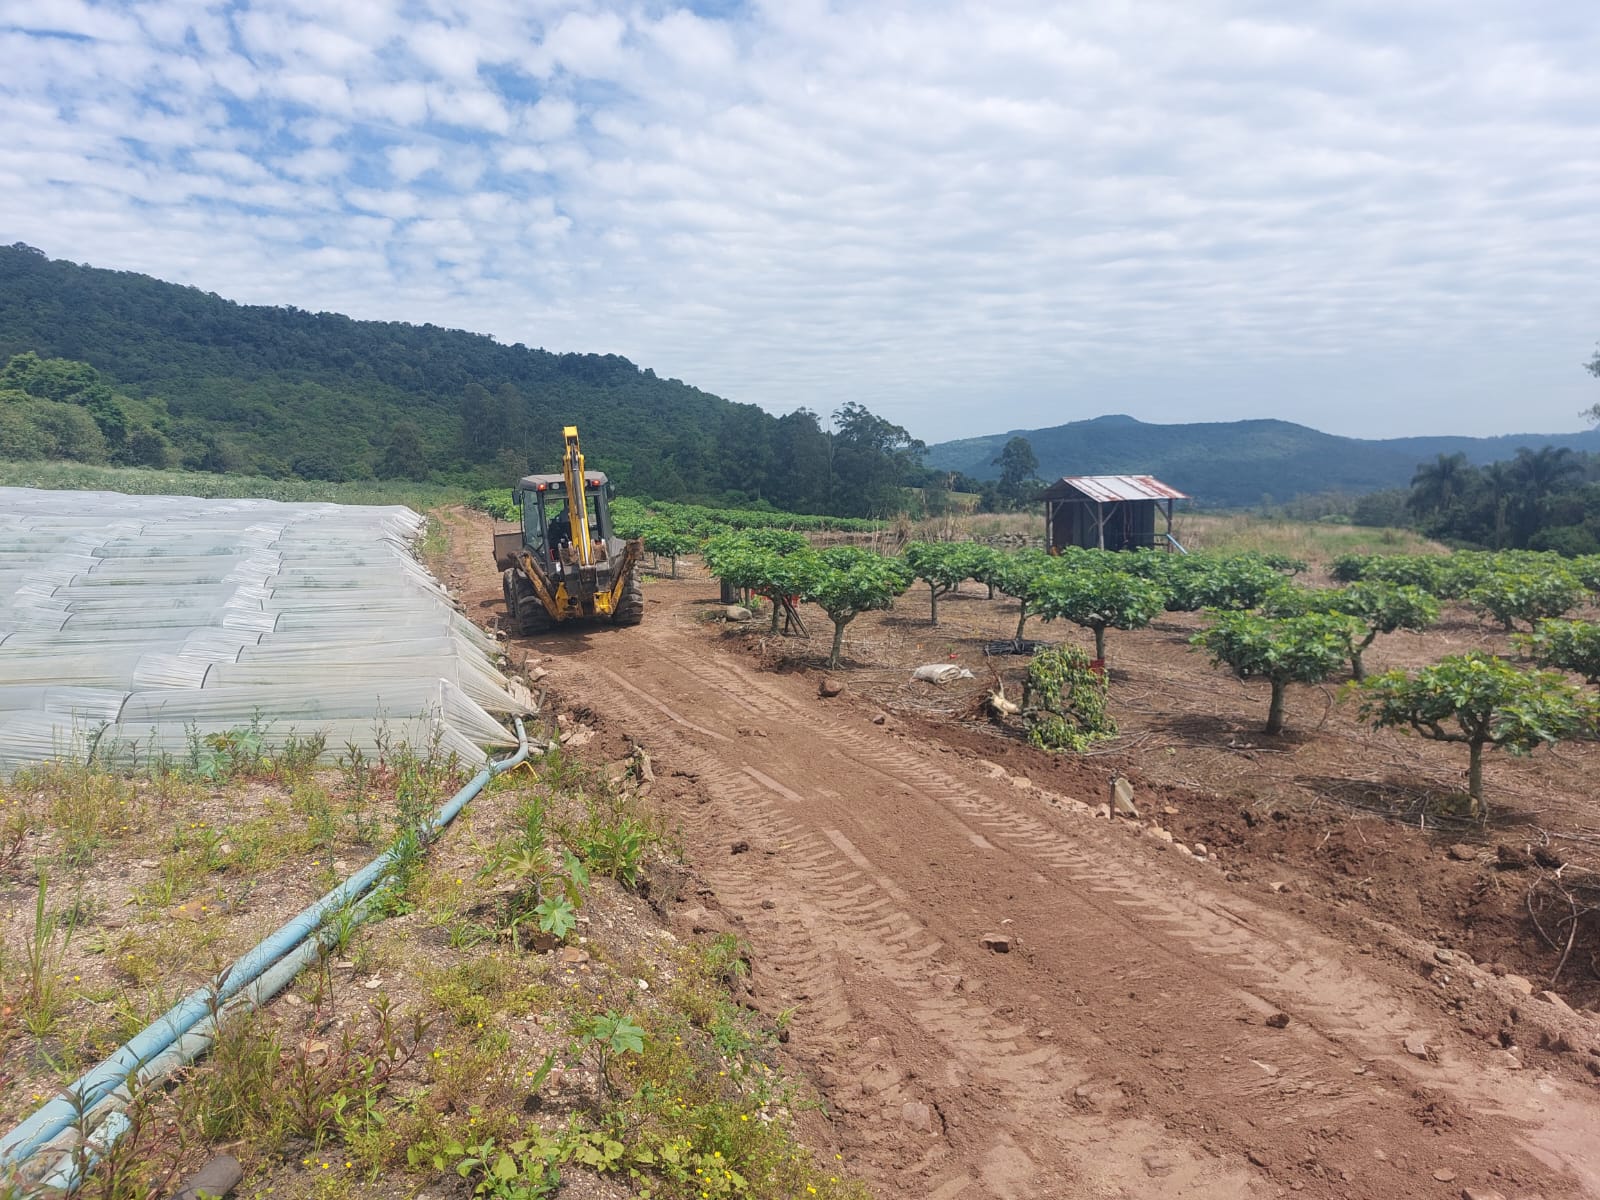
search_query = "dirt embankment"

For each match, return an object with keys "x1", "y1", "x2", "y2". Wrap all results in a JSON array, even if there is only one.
[{"x1": 440, "y1": 508, "x2": 1600, "y2": 1200}]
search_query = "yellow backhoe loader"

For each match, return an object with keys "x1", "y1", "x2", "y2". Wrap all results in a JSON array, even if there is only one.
[{"x1": 492, "y1": 426, "x2": 644, "y2": 633}]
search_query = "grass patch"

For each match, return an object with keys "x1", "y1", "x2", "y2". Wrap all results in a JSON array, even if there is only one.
[
  {"x1": 1173, "y1": 512, "x2": 1442, "y2": 564},
  {"x1": 0, "y1": 740, "x2": 865, "y2": 1199}
]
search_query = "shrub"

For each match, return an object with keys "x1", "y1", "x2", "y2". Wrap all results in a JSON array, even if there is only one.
[{"x1": 1020, "y1": 645, "x2": 1116, "y2": 752}]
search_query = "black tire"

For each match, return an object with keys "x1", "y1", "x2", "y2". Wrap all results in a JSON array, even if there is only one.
[
  {"x1": 612, "y1": 568, "x2": 644, "y2": 626},
  {"x1": 503, "y1": 568, "x2": 551, "y2": 635}
]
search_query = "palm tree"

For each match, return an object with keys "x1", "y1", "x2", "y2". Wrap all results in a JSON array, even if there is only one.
[
  {"x1": 1508, "y1": 447, "x2": 1582, "y2": 546},
  {"x1": 1409, "y1": 453, "x2": 1471, "y2": 518}
]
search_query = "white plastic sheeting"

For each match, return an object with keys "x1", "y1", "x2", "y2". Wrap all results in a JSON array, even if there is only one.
[{"x1": 0, "y1": 489, "x2": 522, "y2": 775}]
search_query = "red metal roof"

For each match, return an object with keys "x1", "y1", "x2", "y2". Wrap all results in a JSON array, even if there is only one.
[{"x1": 1046, "y1": 475, "x2": 1188, "y2": 503}]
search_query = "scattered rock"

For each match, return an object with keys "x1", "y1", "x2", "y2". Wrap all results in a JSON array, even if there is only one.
[
  {"x1": 1495, "y1": 844, "x2": 1532, "y2": 870},
  {"x1": 1094, "y1": 803, "x2": 1112, "y2": 819},
  {"x1": 1162, "y1": 805, "x2": 1179, "y2": 816},
  {"x1": 1503, "y1": 973, "x2": 1535, "y2": 996},
  {"x1": 818, "y1": 677, "x2": 845, "y2": 698},
  {"x1": 1193, "y1": 843, "x2": 1208, "y2": 857},
  {"x1": 1492, "y1": 1049, "x2": 1523, "y2": 1070},
  {"x1": 1432, "y1": 1168, "x2": 1458, "y2": 1183},
  {"x1": 980, "y1": 934, "x2": 1012, "y2": 954},
  {"x1": 730, "y1": 840, "x2": 750, "y2": 855},
  {"x1": 900, "y1": 1101, "x2": 934, "y2": 1132},
  {"x1": 723, "y1": 605, "x2": 753, "y2": 622},
  {"x1": 1265, "y1": 1012, "x2": 1291, "y2": 1029},
  {"x1": 760, "y1": 898, "x2": 776, "y2": 910},
  {"x1": 1435, "y1": 948, "x2": 1458, "y2": 965},
  {"x1": 871, "y1": 712, "x2": 887, "y2": 725},
  {"x1": 1538, "y1": 989, "x2": 1573, "y2": 1012},
  {"x1": 1460, "y1": 1189, "x2": 1507, "y2": 1200},
  {"x1": 1447, "y1": 843, "x2": 1477, "y2": 861},
  {"x1": 1152, "y1": 826, "x2": 1174, "y2": 843},
  {"x1": 1268, "y1": 881, "x2": 1290, "y2": 894},
  {"x1": 1110, "y1": 776, "x2": 1138, "y2": 818},
  {"x1": 1247, "y1": 1150, "x2": 1269, "y2": 1169},
  {"x1": 557, "y1": 946, "x2": 591, "y2": 966},
  {"x1": 1403, "y1": 1034, "x2": 1434, "y2": 1061}
]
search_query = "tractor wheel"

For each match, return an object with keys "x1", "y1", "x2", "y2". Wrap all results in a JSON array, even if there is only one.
[
  {"x1": 612, "y1": 567, "x2": 644, "y2": 626},
  {"x1": 503, "y1": 568, "x2": 551, "y2": 635}
]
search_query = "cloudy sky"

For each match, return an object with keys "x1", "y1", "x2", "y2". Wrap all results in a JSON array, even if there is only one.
[{"x1": 3, "y1": 0, "x2": 1598, "y2": 443}]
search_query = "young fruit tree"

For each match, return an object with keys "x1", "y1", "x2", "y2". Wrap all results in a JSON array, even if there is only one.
[
  {"x1": 1467, "y1": 569, "x2": 1584, "y2": 631},
  {"x1": 902, "y1": 541, "x2": 998, "y2": 626},
  {"x1": 703, "y1": 532, "x2": 813, "y2": 628},
  {"x1": 1515, "y1": 619, "x2": 1600, "y2": 686},
  {"x1": 805, "y1": 546, "x2": 913, "y2": 668},
  {"x1": 1356, "y1": 653, "x2": 1596, "y2": 817},
  {"x1": 641, "y1": 525, "x2": 700, "y2": 579},
  {"x1": 1270, "y1": 582, "x2": 1441, "y2": 680},
  {"x1": 1191, "y1": 611, "x2": 1360, "y2": 735},
  {"x1": 1031, "y1": 567, "x2": 1166, "y2": 663},
  {"x1": 977, "y1": 550, "x2": 1056, "y2": 640},
  {"x1": 1156, "y1": 554, "x2": 1285, "y2": 612}
]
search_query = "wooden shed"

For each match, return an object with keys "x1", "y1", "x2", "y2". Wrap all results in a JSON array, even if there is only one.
[{"x1": 1042, "y1": 475, "x2": 1188, "y2": 552}]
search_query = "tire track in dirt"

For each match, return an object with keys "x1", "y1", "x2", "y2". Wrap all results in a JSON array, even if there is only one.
[{"x1": 572, "y1": 620, "x2": 1598, "y2": 1199}]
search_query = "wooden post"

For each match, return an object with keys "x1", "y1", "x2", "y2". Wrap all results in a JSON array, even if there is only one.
[{"x1": 1095, "y1": 501, "x2": 1105, "y2": 550}]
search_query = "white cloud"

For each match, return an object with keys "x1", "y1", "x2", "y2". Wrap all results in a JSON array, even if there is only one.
[{"x1": 1, "y1": 0, "x2": 1598, "y2": 441}]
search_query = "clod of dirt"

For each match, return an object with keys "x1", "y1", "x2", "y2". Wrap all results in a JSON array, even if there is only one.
[
  {"x1": 901, "y1": 1101, "x2": 934, "y2": 1132},
  {"x1": 1447, "y1": 844, "x2": 1477, "y2": 862},
  {"x1": 1403, "y1": 1034, "x2": 1435, "y2": 1061},
  {"x1": 818, "y1": 676, "x2": 845, "y2": 698},
  {"x1": 760, "y1": 898, "x2": 776, "y2": 909},
  {"x1": 1265, "y1": 1012, "x2": 1291, "y2": 1029},
  {"x1": 1532, "y1": 846, "x2": 1564, "y2": 869},
  {"x1": 981, "y1": 933, "x2": 1013, "y2": 953},
  {"x1": 730, "y1": 840, "x2": 751, "y2": 855},
  {"x1": 1110, "y1": 775, "x2": 1138, "y2": 818},
  {"x1": 1495, "y1": 844, "x2": 1532, "y2": 870}
]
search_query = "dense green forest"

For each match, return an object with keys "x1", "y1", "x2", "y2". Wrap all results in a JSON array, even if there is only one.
[
  {"x1": 925, "y1": 414, "x2": 1600, "y2": 508},
  {"x1": 0, "y1": 244, "x2": 921, "y2": 517},
  {"x1": 1362, "y1": 448, "x2": 1600, "y2": 555}
]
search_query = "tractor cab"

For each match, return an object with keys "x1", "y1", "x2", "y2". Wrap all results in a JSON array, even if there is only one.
[{"x1": 493, "y1": 471, "x2": 618, "y2": 575}]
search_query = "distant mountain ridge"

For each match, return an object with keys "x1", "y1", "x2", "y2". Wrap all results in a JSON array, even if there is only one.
[{"x1": 924, "y1": 415, "x2": 1600, "y2": 508}]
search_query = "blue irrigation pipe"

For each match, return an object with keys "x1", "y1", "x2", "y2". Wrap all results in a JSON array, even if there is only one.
[{"x1": 0, "y1": 718, "x2": 534, "y2": 1175}]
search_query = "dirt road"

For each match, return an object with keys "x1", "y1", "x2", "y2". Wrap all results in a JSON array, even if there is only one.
[{"x1": 441, "y1": 511, "x2": 1600, "y2": 1200}]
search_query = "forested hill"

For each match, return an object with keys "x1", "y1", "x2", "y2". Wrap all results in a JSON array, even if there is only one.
[
  {"x1": 0, "y1": 243, "x2": 918, "y2": 514},
  {"x1": 925, "y1": 414, "x2": 1600, "y2": 507}
]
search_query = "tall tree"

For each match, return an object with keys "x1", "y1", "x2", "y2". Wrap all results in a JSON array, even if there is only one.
[
  {"x1": 993, "y1": 436, "x2": 1040, "y2": 508},
  {"x1": 829, "y1": 402, "x2": 924, "y2": 518}
]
